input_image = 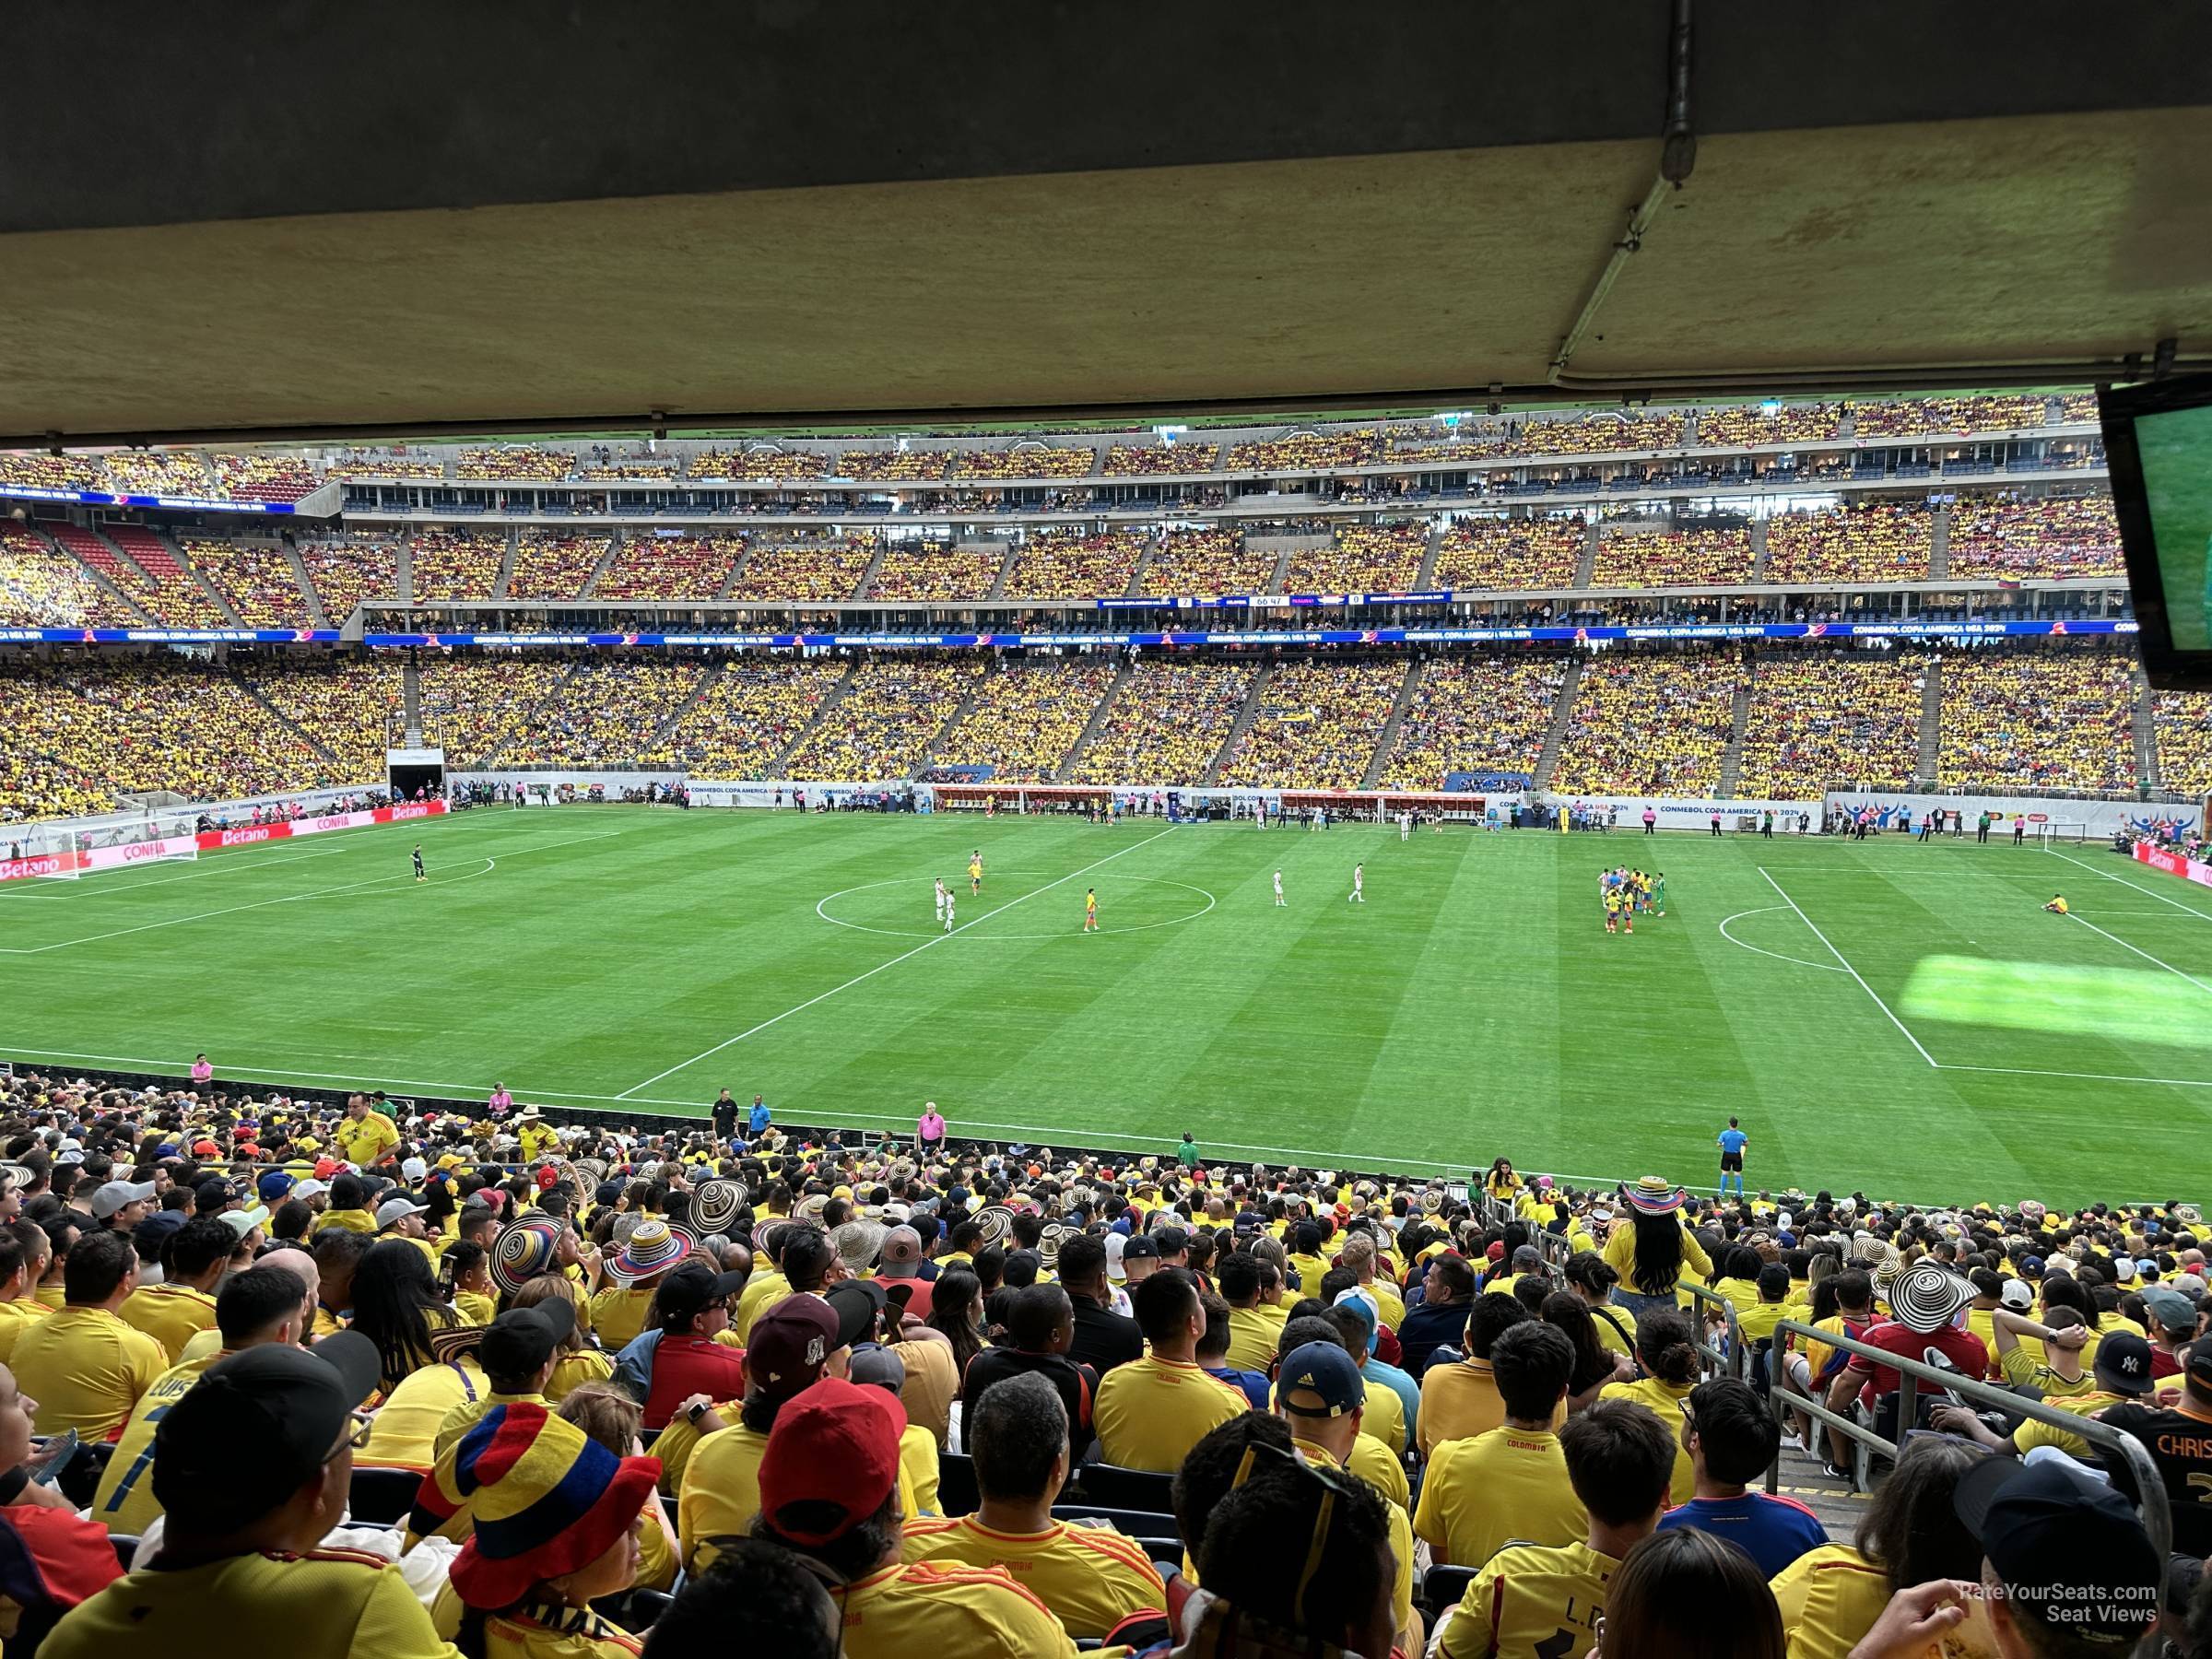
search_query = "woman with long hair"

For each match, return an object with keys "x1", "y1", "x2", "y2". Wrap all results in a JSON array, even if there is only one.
[
  {"x1": 1767, "y1": 1437, "x2": 1983, "y2": 1658},
  {"x1": 1600, "y1": 1178, "x2": 1712, "y2": 1324},
  {"x1": 1598, "y1": 1528, "x2": 1784, "y2": 1659},
  {"x1": 923, "y1": 1265, "x2": 985, "y2": 1383},
  {"x1": 1596, "y1": 1307, "x2": 1703, "y2": 1504},
  {"x1": 421, "y1": 1177, "x2": 460, "y2": 1241},
  {"x1": 1541, "y1": 1289, "x2": 1633, "y2": 1410},
  {"x1": 349, "y1": 1237, "x2": 463, "y2": 1393},
  {"x1": 1483, "y1": 1159, "x2": 1521, "y2": 1201}
]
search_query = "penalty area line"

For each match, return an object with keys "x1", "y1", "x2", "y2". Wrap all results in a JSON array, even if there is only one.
[
  {"x1": 614, "y1": 825, "x2": 1177, "y2": 1100},
  {"x1": 1759, "y1": 867, "x2": 1939, "y2": 1067}
]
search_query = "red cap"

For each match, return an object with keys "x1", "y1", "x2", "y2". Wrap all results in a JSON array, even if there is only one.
[
  {"x1": 1486, "y1": 1241, "x2": 1506, "y2": 1262},
  {"x1": 535, "y1": 1165, "x2": 559, "y2": 1191},
  {"x1": 192, "y1": 1139, "x2": 221, "y2": 1157},
  {"x1": 758, "y1": 1376, "x2": 906, "y2": 1545},
  {"x1": 313, "y1": 1157, "x2": 341, "y2": 1179}
]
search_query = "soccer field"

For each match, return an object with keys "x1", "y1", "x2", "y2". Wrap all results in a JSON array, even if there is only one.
[{"x1": 2, "y1": 807, "x2": 2207, "y2": 1203}]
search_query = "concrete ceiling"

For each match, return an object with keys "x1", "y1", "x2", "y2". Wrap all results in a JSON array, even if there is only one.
[{"x1": 4, "y1": 2, "x2": 2208, "y2": 445}]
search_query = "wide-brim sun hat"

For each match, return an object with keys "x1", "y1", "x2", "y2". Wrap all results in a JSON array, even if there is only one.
[
  {"x1": 831, "y1": 1218, "x2": 887, "y2": 1275},
  {"x1": 692, "y1": 1178, "x2": 747, "y2": 1237},
  {"x1": 1037, "y1": 1221, "x2": 1072, "y2": 1268},
  {"x1": 1624, "y1": 1175, "x2": 1688, "y2": 1216},
  {"x1": 490, "y1": 1217, "x2": 566, "y2": 1298},
  {"x1": 612, "y1": 1218, "x2": 693, "y2": 1281},
  {"x1": 971, "y1": 1206, "x2": 1015, "y2": 1248},
  {"x1": 1890, "y1": 1264, "x2": 1971, "y2": 1334}
]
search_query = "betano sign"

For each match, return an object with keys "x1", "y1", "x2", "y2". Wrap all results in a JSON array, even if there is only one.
[{"x1": 0, "y1": 801, "x2": 445, "y2": 884}]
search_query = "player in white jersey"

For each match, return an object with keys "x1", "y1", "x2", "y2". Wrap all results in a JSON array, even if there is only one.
[
  {"x1": 943, "y1": 893, "x2": 956, "y2": 933},
  {"x1": 1273, "y1": 869, "x2": 1286, "y2": 906},
  {"x1": 1398, "y1": 811, "x2": 1411, "y2": 841},
  {"x1": 1348, "y1": 863, "x2": 1364, "y2": 903},
  {"x1": 935, "y1": 878, "x2": 947, "y2": 922}
]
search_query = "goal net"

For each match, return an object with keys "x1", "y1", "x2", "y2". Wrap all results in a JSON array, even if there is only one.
[
  {"x1": 18, "y1": 827, "x2": 85, "y2": 880},
  {"x1": 2035, "y1": 822, "x2": 2089, "y2": 846}
]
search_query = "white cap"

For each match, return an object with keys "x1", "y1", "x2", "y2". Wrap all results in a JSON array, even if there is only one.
[{"x1": 400, "y1": 1157, "x2": 429, "y2": 1182}]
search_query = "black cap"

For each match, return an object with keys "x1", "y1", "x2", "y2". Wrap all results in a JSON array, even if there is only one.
[
  {"x1": 1954, "y1": 1457, "x2": 2159, "y2": 1644},
  {"x1": 151, "y1": 1330, "x2": 382, "y2": 1529},
  {"x1": 2091, "y1": 1331, "x2": 2156, "y2": 1396},
  {"x1": 478, "y1": 1298, "x2": 577, "y2": 1381},
  {"x1": 656, "y1": 1262, "x2": 746, "y2": 1328},
  {"x1": 826, "y1": 1278, "x2": 888, "y2": 1347},
  {"x1": 1123, "y1": 1234, "x2": 1161, "y2": 1262}
]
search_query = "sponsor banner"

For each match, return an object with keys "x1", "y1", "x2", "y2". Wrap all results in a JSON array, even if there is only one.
[
  {"x1": 0, "y1": 628, "x2": 338, "y2": 644},
  {"x1": 360, "y1": 619, "x2": 2137, "y2": 652},
  {"x1": 2133, "y1": 840, "x2": 2212, "y2": 888},
  {"x1": 1546, "y1": 794, "x2": 1822, "y2": 831},
  {"x1": 1828, "y1": 792, "x2": 2192, "y2": 841},
  {"x1": 0, "y1": 800, "x2": 444, "y2": 884},
  {"x1": 0, "y1": 482, "x2": 299, "y2": 514}
]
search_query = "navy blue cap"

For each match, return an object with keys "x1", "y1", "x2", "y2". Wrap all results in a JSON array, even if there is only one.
[{"x1": 1277, "y1": 1341, "x2": 1365, "y2": 1418}]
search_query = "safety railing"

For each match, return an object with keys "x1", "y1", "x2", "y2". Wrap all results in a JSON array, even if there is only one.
[
  {"x1": 1763, "y1": 1317, "x2": 2172, "y2": 1564},
  {"x1": 1679, "y1": 1281, "x2": 1746, "y2": 1381}
]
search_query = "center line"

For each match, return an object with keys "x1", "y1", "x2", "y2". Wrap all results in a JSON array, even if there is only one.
[
  {"x1": 1759, "y1": 867, "x2": 1938, "y2": 1067},
  {"x1": 615, "y1": 826, "x2": 1175, "y2": 1099}
]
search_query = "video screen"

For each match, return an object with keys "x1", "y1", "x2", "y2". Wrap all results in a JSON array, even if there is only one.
[{"x1": 2130, "y1": 399, "x2": 2212, "y2": 653}]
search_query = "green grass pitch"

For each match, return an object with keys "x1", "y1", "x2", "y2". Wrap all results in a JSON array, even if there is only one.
[{"x1": 3, "y1": 807, "x2": 2207, "y2": 1204}]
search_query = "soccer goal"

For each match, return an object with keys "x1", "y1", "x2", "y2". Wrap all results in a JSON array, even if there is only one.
[
  {"x1": 2034, "y1": 822, "x2": 2089, "y2": 846},
  {"x1": 18, "y1": 827, "x2": 86, "y2": 880}
]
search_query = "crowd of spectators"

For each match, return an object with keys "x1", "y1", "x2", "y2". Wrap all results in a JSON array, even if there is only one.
[
  {"x1": 100, "y1": 453, "x2": 215, "y2": 498},
  {"x1": 836, "y1": 449, "x2": 956, "y2": 483},
  {"x1": 239, "y1": 657, "x2": 399, "y2": 778},
  {"x1": 928, "y1": 659, "x2": 1119, "y2": 782},
  {"x1": 2154, "y1": 690, "x2": 2212, "y2": 795},
  {"x1": 1141, "y1": 529, "x2": 1275, "y2": 595},
  {"x1": 1938, "y1": 649, "x2": 2139, "y2": 793},
  {"x1": 503, "y1": 660, "x2": 712, "y2": 767},
  {"x1": 0, "y1": 1073, "x2": 2188, "y2": 1659},
  {"x1": 1376, "y1": 655, "x2": 1569, "y2": 791},
  {"x1": 1735, "y1": 650, "x2": 1929, "y2": 797},
  {"x1": 0, "y1": 657, "x2": 337, "y2": 821},
  {"x1": 1001, "y1": 531, "x2": 1148, "y2": 600},
  {"x1": 177, "y1": 538, "x2": 314, "y2": 627},
  {"x1": 1691, "y1": 404, "x2": 1845, "y2": 448},
  {"x1": 1946, "y1": 494, "x2": 2124, "y2": 580},
  {"x1": 1285, "y1": 524, "x2": 1429, "y2": 594},
  {"x1": 1229, "y1": 429, "x2": 1385, "y2": 472},
  {"x1": 595, "y1": 534, "x2": 747, "y2": 601},
  {"x1": 1071, "y1": 661, "x2": 1253, "y2": 784},
  {"x1": 505, "y1": 533, "x2": 613, "y2": 602},
  {"x1": 1218, "y1": 662, "x2": 1406, "y2": 790},
  {"x1": 416, "y1": 656, "x2": 571, "y2": 767},
  {"x1": 0, "y1": 452, "x2": 103, "y2": 490},
  {"x1": 1845, "y1": 394, "x2": 2050, "y2": 440},
  {"x1": 783, "y1": 660, "x2": 977, "y2": 782},
  {"x1": 0, "y1": 524, "x2": 134, "y2": 627},
  {"x1": 950, "y1": 446, "x2": 1097, "y2": 481},
  {"x1": 653, "y1": 660, "x2": 850, "y2": 780},
  {"x1": 296, "y1": 537, "x2": 401, "y2": 627},
  {"x1": 1430, "y1": 516, "x2": 1586, "y2": 591},
  {"x1": 865, "y1": 542, "x2": 1009, "y2": 604},
  {"x1": 332, "y1": 448, "x2": 448, "y2": 481},
  {"x1": 685, "y1": 447, "x2": 830, "y2": 481},
  {"x1": 2057, "y1": 391, "x2": 2100, "y2": 424},
  {"x1": 1592, "y1": 526, "x2": 1755, "y2": 589},
  {"x1": 409, "y1": 530, "x2": 509, "y2": 603},
  {"x1": 726, "y1": 535, "x2": 877, "y2": 604},
  {"x1": 1551, "y1": 651, "x2": 1744, "y2": 795},
  {"x1": 210, "y1": 453, "x2": 322, "y2": 503},
  {"x1": 98, "y1": 528, "x2": 232, "y2": 629},
  {"x1": 454, "y1": 447, "x2": 573, "y2": 483},
  {"x1": 1102, "y1": 441, "x2": 1218, "y2": 476},
  {"x1": 1763, "y1": 505, "x2": 1934, "y2": 583}
]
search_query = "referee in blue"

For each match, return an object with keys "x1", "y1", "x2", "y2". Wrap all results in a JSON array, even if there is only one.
[{"x1": 1716, "y1": 1117, "x2": 1748, "y2": 1199}]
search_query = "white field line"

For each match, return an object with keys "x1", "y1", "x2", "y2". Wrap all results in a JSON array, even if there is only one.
[
  {"x1": 614, "y1": 827, "x2": 1176, "y2": 1099},
  {"x1": 2045, "y1": 846, "x2": 2212, "y2": 922},
  {"x1": 2064, "y1": 913, "x2": 2212, "y2": 1000},
  {"x1": 1759, "y1": 867, "x2": 1939, "y2": 1066}
]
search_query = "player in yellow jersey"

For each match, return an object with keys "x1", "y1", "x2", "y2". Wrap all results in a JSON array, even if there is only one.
[
  {"x1": 1084, "y1": 888, "x2": 1098, "y2": 933},
  {"x1": 970, "y1": 851, "x2": 983, "y2": 895},
  {"x1": 2043, "y1": 894, "x2": 2069, "y2": 914}
]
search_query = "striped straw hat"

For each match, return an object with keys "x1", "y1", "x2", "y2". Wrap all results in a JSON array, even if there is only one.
[
  {"x1": 612, "y1": 1218, "x2": 692, "y2": 1282},
  {"x1": 1889, "y1": 1263, "x2": 1971, "y2": 1335},
  {"x1": 691, "y1": 1178, "x2": 747, "y2": 1238},
  {"x1": 489, "y1": 1217, "x2": 565, "y2": 1299},
  {"x1": 420, "y1": 1405, "x2": 660, "y2": 1609},
  {"x1": 1624, "y1": 1175, "x2": 1688, "y2": 1216}
]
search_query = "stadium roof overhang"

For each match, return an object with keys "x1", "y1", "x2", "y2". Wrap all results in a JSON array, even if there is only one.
[{"x1": 4, "y1": 2, "x2": 2209, "y2": 447}]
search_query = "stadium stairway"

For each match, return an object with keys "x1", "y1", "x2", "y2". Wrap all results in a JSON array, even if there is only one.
[
  {"x1": 712, "y1": 538, "x2": 752, "y2": 600},
  {"x1": 235, "y1": 670, "x2": 337, "y2": 765},
  {"x1": 149, "y1": 531, "x2": 245, "y2": 626},
  {"x1": 1572, "y1": 522, "x2": 1599, "y2": 589},
  {"x1": 1913, "y1": 660, "x2": 1944, "y2": 788},
  {"x1": 1413, "y1": 523, "x2": 1445, "y2": 592},
  {"x1": 1531, "y1": 659, "x2": 1583, "y2": 790},
  {"x1": 852, "y1": 537, "x2": 892, "y2": 601},
  {"x1": 1359, "y1": 659, "x2": 1426, "y2": 789},
  {"x1": 280, "y1": 539, "x2": 325, "y2": 627},
  {"x1": 920, "y1": 673, "x2": 990, "y2": 772},
  {"x1": 1053, "y1": 659, "x2": 1133, "y2": 782},
  {"x1": 976, "y1": 540, "x2": 1017, "y2": 602},
  {"x1": 396, "y1": 536, "x2": 416, "y2": 603},
  {"x1": 578, "y1": 531, "x2": 625, "y2": 599},
  {"x1": 38, "y1": 524, "x2": 152, "y2": 621},
  {"x1": 1746, "y1": 521, "x2": 1772, "y2": 583},
  {"x1": 1927, "y1": 509, "x2": 1953, "y2": 580},
  {"x1": 489, "y1": 528, "x2": 521, "y2": 601},
  {"x1": 1122, "y1": 537, "x2": 1159, "y2": 599},
  {"x1": 2131, "y1": 657, "x2": 2160, "y2": 788},
  {"x1": 1717, "y1": 666, "x2": 1755, "y2": 797},
  {"x1": 401, "y1": 663, "x2": 423, "y2": 743},
  {"x1": 1204, "y1": 665, "x2": 1273, "y2": 786},
  {"x1": 769, "y1": 661, "x2": 860, "y2": 772}
]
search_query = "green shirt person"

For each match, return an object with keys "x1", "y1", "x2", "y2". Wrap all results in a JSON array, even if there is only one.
[{"x1": 1176, "y1": 1133, "x2": 1200, "y2": 1170}]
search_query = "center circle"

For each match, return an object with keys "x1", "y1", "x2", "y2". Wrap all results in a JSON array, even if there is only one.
[{"x1": 817, "y1": 872, "x2": 1217, "y2": 939}]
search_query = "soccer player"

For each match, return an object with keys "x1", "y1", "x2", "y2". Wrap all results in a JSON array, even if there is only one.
[
  {"x1": 1083, "y1": 888, "x2": 1098, "y2": 933},
  {"x1": 934, "y1": 878, "x2": 947, "y2": 924},
  {"x1": 1653, "y1": 872, "x2": 1666, "y2": 917},
  {"x1": 1348, "y1": 864, "x2": 1364, "y2": 904},
  {"x1": 412, "y1": 844, "x2": 426, "y2": 884},
  {"x1": 1716, "y1": 1118, "x2": 1747, "y2": 1199},
  {"x1": 1399, "y1": 811, "x2": 1411, "y2": 841},
  {"x1": 1274, "y1": 869, "x2": 1286, "y2": 907},
  {"x1": 969, "y1": 851, "x2": 982, "y2": 896},
  {"x1": 943, "y1": 892, "x2": 956, "y2": 934},
  {"x1": 2043, "y1": 893, "x2": 2069, "y2": 914}
]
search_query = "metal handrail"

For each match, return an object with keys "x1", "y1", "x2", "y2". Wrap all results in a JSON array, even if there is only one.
[
  {"x1": 1679, "y1": 1281, "x2": 1746, "y2": 1381},
  {"x1": 1764, "y1": 1316, "x2": 2173, "y2": 1564}
]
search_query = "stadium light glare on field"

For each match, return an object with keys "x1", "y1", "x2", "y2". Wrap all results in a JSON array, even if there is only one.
[{"x1": 1900, "y1": 956, "x2": 2212, "y2": 1050}]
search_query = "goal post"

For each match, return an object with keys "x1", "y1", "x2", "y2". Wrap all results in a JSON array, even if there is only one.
[
  {"x1": 2034, "y1": 822, "x2": 2089, "y2": 846},
  {"x1": 18, "y1": 826, "x2": 84, "y2": 880}
]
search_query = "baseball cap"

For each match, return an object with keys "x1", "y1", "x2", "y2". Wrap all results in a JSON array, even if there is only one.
[
  {"x1": 878, "y1": 1226, "x2": 923, "y2": 1278},
  {"x1": 2187, "y1": 1336, "x2": 2212, "y2": 1394},
  {"x1": 400, "y1": 1157, "x2": 428, "y2": 1182},
  {"x1": 89, "y1": 1179, "x2": 156, "y2": 1219},
  {"x1": 218, "y1": 1205, "x2": 271, "y2": 1240},
  {"x1": 757, "y1": 1377, "x2": 906, "y2": 1547},
  {"x1": 1953, "y1": 1457, "x2": 2159, "y2": 1646},
  {"x1": 846, "y1": 1343, "x2": 907, "y2": 1394},
  {"x1": 478, "y1": 1300, "x2": 578, "y2": 1380},
  {"x1": 256, "y1": 1171, "x2": 296, "y2": 1203},
  {"x1": 653, "y1": 1262, "x2": 745, "y2": 1330},
  {"x1": 825, "y1": 1278, "x2": 888, "y2": 1348},
  {"x1": 133, "y1": 1211, "x2": 186, "y2": 1250},
  {"x1": 1277, "y1": 1340, "x2": 1366, "y2": 1418},
  {"x1": 291, "y1": 1178, "x2": 328, "y2": 1202},
  {"x1": 150, "y1": 1330, "x2": 382, "y2": 1529},
  {"x1": 747, "y1": 1297, "x2": 843, "y2": 1401},
  {"x1": 1997, "y1": 1279, "x2": 2036, "y2": 1312},
  {"x1": 374, "y1": 1196, "x2": 429, "y2": 1230},
  {"x1": 1123, "y1": 1234, "x2": 1160, "y2": 1267},
  {"x1": 2141, "y1": 1287, "x2": 2194, "y2": 1330},
  {"x1": 1104, "y1": 1233, "x2": 1130, "y2": 1282},
  {"x1": 2091, "y1": 1331, "x2": 2156, "y2": 1396}
]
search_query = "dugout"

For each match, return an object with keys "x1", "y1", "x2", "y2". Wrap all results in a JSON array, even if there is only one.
[{"x1": 387, "y1": 747, "x2": 445, "y2": 801}]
